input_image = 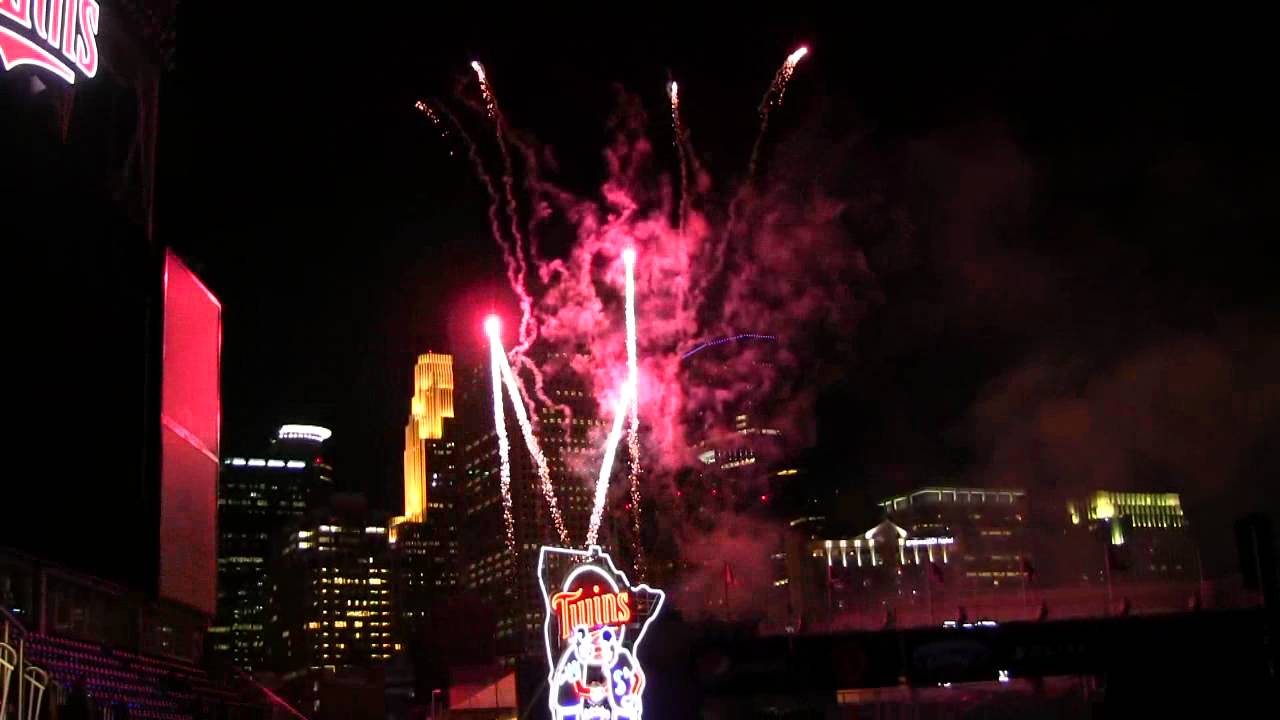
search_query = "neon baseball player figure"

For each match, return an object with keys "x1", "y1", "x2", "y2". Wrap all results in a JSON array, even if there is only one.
[{"x1": 539, "y1": 546, "x2": 664, "y2": 720}]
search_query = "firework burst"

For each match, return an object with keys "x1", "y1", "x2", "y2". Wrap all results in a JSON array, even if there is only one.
[{"x1": 421, "y1": 45, "x2": 825, "y2": 569}]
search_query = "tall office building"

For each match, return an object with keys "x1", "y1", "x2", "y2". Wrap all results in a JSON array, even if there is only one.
[
  {"x1": 389, "y1": 353, "x2": 461, "y2": 664},
  {"x1": 211, "y1": 424, "x2": 335, "y2": 670},
  {"x1": 268, "y1": 495, "x2": 395, "y2": 673},
  {"x1": 783, "y1": 488, "x2": 1026, "y2": 627},
  {"x1": 454, "y1": 355, "x2": 603, "y2": 664},
  {"x1": 398, "y1": 352, "x2": 455, "y2": 524},
  {"x1": 880, "y1": 486, "x2": 1030, "y2": 589},
  {"x1": 1066, "y1": 490, "x2": 1196, "y2": 583}
]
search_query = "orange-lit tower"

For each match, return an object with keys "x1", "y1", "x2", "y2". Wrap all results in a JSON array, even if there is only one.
[{"x1": 399, "y1": 352, "x2": 455, "y2": 524}]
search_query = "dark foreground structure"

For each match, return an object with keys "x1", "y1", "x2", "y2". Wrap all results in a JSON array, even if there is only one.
[{"x1": 511, "y1": 607, "x2": 1275, "y2": 718}]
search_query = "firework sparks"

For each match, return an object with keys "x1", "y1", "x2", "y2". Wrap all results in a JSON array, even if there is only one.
[
  {"x1": 775, "y1": 45, "x2": 809, "y2": 107},
  {"x1": 515, "y1": 352, "x2": 576, "y2": 444},
  {"x1": 747, "y1": 45, "x2": 811, "y2": 179},
  {"x1": 471, "y1": 59, "x2": 536, "y2": 360},
  {"x1": 413, "y1": 99, "x2": 456, "y2": 156},
  {"x1": 585, "y1": 249, "x2": 642, "y2": 549},
  {"x1": 486, "y1": 315, "x2": 516, "y2": 552},
  {"x1": 623, "y1": 248, "x2": 645, "y2": 575},
  {"x1": 448, "y1": 49, "x2": 821, "y2": 562},
  {"x1": 414, "y1": 99, "x2": 441, "y2": 124},
  {"x1": 435, "y1": 100, "x2": 524, "y2": 318},
  {"x1": 471, "y1": 60, "x2": 496, "y2": 119},
  {"x1": 587, "y1": 376, "x2": 635, "y2": 548},
  {"x1": 497, "y1": 342, "x2": 570, "y2": 546},
  {"x1": 669, "y1": 81, "x2": 690, "y2": 231}
]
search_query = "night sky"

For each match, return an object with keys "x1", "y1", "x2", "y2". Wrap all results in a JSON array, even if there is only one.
[{"x1": 159, "y1": 8, "x2": 1277, "y2": 573}]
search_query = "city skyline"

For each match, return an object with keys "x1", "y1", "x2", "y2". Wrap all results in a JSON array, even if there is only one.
[
  {"x1": 165, "y1": 9, "x2": 1276, "y2": 590},
  {"x1": 7, "y1": 5, "x2": 1276, "y2": 717}
]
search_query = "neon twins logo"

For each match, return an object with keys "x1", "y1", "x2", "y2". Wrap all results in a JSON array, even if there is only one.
[
  {"x1": 551, "y1": 583, "x2": 634, "y2": 640},
  {"x1": 1, "y1": 1, "x2": 101, "y2": 84}
]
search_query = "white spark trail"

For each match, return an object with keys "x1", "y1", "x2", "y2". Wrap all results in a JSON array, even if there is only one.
[
  {"x1": 747, "y1": 45, "x2": 810, "y2": 180},
  {"x1": 586, "y1": 378, "x2": 635, "y2": 548},
  {"x1": 487, "y1": 317, "x2": 515, "y2": 552},
  {"x1": 497, "y1": 345, "x2": 570, "y2": 546},
  {"x1": 669, "y1": 81, "x2": 690, "y2": 231},
  {"x1": 623, "y1": 249, "x2": 645, "y2": 574}
]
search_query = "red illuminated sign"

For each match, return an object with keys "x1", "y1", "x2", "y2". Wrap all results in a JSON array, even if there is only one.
[
  {"x1": 551, "y1": 585, "x2": 633, "y2": 640},
  {"x1": 0, "y1": 0, "x2": 100, "y2": 84},
  {"x1": 158, "y1": 251, "x2": 221, "y2": 617}
]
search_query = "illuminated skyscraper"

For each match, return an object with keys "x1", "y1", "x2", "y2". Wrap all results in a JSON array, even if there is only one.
[
  {"x1": 267, "y1": 495, "x2": 395, "y2": 673},
  {"x1": 389, "y1": 353, "x2": 460, "y2": 680},
  {"x1": 399, "y1": 353, "x2": 455, "y2": 524},
  {"x1": 211, "y1": 425, "x2": 335, "y2": 670}
]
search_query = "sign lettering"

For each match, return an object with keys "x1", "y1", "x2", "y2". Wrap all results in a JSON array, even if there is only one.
[{"x1": 1, "y1": 0, "x2": 100, "y2": 84}]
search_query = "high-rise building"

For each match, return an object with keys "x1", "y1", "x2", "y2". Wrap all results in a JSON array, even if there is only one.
[
  {"x1": 454, "y1": 356, "x2": 603, "y2": 664},
  {"x1": 211, "y1": 425, "x2": 335, "y2": 670},
  {"x1": 1065, "y1": 490, "x2": 1196, "y2": 583},
  {"x1": 398, "y1": 352, "x2": 455, "y2": 525},
  {"x1": 268, "y1": 495, "x2": 395, "y2": 673},
  {"x1": 880, "y1": 486, "x2": 1030, "y2": 589},
  {"x1": 389, "y1": 353, "x2": 460, "y2": 667}
]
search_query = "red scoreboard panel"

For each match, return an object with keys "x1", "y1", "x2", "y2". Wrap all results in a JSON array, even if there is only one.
[{"x1": 158, "y1": 250, "x2": 220, "y2": 616}]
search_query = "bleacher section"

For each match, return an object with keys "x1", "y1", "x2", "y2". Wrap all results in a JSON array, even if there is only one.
[
  {"x1": 22, "y1": 633, "x2": 251, "y2": 719},
  {"x1": 4, "y1": 549, "x2": 272, "y2": 720}
]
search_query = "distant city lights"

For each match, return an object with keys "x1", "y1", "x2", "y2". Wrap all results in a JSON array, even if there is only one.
[{"x1": 224, "y1": 457, "x2": 308, "y2": 470}]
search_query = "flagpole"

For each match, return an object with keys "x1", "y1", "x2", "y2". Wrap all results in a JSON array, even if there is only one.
[
  {"x1": 825, "y1": 562, "x2": 832, "y2": 623},
  {"x1": 1021, "y1": 558, "x2": 1029, "y2": 620},
  {"x1": 1103, "y1": 539, "x2": 1113, "y2": 617},
  {"x1": 723, "y1": 562, "x2": 731, "y2": 621},
  {"x1": 925, "y1": 563, "x2": 934, "y2": 625}
]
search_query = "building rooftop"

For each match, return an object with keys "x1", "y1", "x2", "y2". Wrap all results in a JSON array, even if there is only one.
[{"x1": 879, "y1": 487, "x2": 1026, "y2": 512}]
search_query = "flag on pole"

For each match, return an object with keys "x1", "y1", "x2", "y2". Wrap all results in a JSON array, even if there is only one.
[
  {"x1": 1106, "y1": 544, "x2": 1128, "y2": 572},
  {"x1": 929, "y1": 561, "x2": 946, "y2": 585},
  {"x1": 1020, "y1": 556, "x2": 1037, "y2": 583}
]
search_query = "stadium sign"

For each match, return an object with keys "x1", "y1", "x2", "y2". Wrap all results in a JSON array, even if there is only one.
[
  {"x1": 1, "y1": 0, "x2": 100, "y2": 84},
  {"x1": 538, "y1": 546, "x2": 665, "y2": 720}
]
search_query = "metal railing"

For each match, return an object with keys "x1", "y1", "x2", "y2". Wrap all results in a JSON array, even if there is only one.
[{"x1": 2, "y1": 618, "x2": 54, "y2": 720}]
